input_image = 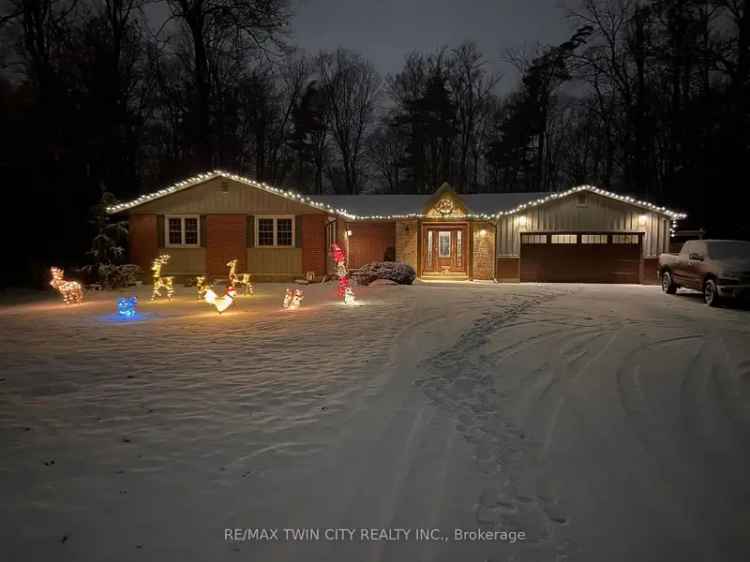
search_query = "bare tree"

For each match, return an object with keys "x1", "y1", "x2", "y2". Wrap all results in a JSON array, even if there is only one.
[
  {"x1": 317, "y1": 48, "x2": 381, "y2": 194},
  {"x1": 163, "y1": 0, "x2": 291, "y2": 170},
  {"x1": 450, "y1": 41, "x2": 500, "y2": 191}
]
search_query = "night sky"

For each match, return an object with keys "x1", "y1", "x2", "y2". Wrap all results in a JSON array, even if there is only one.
[{"x1": 290, "y1": 0, "x2": 572, "y2": 89}]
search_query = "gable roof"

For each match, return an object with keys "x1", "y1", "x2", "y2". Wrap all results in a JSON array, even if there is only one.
[{"x1": 106, "y1": 170, "x2": 687, "y2": 221}]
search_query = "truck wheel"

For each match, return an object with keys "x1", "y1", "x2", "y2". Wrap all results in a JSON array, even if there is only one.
[
  {"x1": 661, "y1": 271, "x2": 677, "y2": 294},
  {"x1": 704, "y1": 279, "x2": 722, "y2": 307}
]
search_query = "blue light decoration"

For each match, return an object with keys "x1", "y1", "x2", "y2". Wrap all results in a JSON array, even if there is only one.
[{"x1": 117, "y1": 296, "x2": 138, "y2": 318}]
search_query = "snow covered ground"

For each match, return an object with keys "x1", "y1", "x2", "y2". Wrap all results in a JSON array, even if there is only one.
[{"x1": 1, "y1": 281, "x2": 749, "y2": 562}]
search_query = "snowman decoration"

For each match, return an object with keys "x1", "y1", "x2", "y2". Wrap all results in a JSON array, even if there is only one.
[
  {"x1": 289, "y1": 289, "x2": 304, "y2": 310},
  {"x1": 282, "y1": 288, "x2": 293, "y2": 309},
  {"x1": 344, "y1": 286, "x2": 356, "y2": 305}
]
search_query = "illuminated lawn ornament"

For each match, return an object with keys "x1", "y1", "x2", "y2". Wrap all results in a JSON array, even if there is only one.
[
  {"x1": 235, "y1": 273, "x2": 254, "y2": 295},
  {"x1": 50, "y1": 267, "x2": 84, "y2": 304},
  {"x1": 330, "y1": 243, "x2": 354, "y2": 303},
  {"x1": 282, "y1": 288, "x2": 293, "y2": 309},
  {"x1": 227, "y1": 259, "x2": 253, "y2": 295},
  {"x1": 117, "y1": 296, "x2": 138, "y2": 318},
  {"x1": 344, "y1": 286, "x2": 356, "y2": 305},
  {"x1": 204, "y1": 286, "x2": 236, "y2": 313},
  {"x1": 151, "y1": 255, "x2": 174, "y2": 300},
  {"x1": 289, "y1": 289, "x2": 304, "y2": 310},
  {"x1": 195, "y1": 276, "x2": 210, "y2": 300}
]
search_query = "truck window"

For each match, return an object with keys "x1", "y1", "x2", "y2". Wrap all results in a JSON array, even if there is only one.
[{"x1": 680, "y1": 241, "x2": 695, "y2": 255}]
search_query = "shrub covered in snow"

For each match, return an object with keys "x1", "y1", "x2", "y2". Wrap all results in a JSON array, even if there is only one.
[{"x1": 356, "y1": 262, "x2": 416, "y2": 286}]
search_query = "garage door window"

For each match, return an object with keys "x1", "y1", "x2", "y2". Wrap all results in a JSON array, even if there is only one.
[
  {"x1": 581, "y1": 234, "x2": 608, "y2": 244},
  {"x1": 522, "y1": 234, "x2": 547, "y2": 244},
  {"x1": 551, "y1": 234, "x2": 577, "y2": 244},
  {"x1": 612, "y1": 234, "x2": 639, "y2": 244}
]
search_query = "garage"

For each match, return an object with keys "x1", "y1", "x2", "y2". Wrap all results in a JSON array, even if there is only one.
[{"x1": 520, "y1": 232, "x2": 643, "y2": 283}]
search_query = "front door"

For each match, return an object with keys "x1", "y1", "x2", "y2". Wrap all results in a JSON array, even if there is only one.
[{"x1": 422, "y1": 225, "x2": 468, "y2": 276}]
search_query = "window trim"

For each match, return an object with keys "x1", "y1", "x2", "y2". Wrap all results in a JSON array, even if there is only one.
[
  {"x1": 254, "y1": 215, "x2": 296, "y2": 248},
  {"x1": 165, "y1": 214, "x2": 200, "y2": 248}
]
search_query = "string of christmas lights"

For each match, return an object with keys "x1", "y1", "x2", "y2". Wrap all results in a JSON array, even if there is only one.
[{"x1": 105, "y1": 170, "x2": 687, "y2": 227}]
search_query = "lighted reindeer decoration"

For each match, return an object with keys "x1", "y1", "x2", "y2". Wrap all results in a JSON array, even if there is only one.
[
  {"x1": 50, "y1": 267, "x2": 84, "y2": 304},
  {"x1": 195, "y1": 276, "x2": 210, "y2": 300},
  {"x1": 151, "y1": 254, "x2": 174, "y2": 300},
  {"x1": 226, "y1": 259, "x2": 254, "y2": 295}
]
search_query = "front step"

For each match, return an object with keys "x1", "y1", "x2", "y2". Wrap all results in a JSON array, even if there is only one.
[{"x1": 420, "y1": 274, "x2": 470, "y2": 281}]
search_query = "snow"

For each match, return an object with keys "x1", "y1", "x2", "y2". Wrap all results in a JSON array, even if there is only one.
[{"x1": 1, "y1": 282, "x2": 749, "y2": 561}]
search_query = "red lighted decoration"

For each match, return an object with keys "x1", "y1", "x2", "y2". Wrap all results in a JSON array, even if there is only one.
[{"x1": 330, "y1": 243, "x2": 352, "y2": 299}]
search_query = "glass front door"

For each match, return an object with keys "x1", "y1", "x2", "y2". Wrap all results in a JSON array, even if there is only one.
[{"x1": 423, "y1": 225, "x2": 467, "y2": 275}]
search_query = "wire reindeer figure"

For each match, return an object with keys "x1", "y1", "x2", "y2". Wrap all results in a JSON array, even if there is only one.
[
  {"x1": 227, "y1": 259, "x2": 254, "y2": 295},
  {"x1": 50, "y1": 267, "x2": 84, "y2": 304},
  {"x1": 195, "y1": 276, "x2": 210, "y2": 300},
  {"x1": 151, "y1": 255, "x2": 174, "y2": 300}
]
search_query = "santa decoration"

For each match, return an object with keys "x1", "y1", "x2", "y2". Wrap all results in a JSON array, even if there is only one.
[{"x1": 330, "y1": 243, "x2": 354, "y2": 303}]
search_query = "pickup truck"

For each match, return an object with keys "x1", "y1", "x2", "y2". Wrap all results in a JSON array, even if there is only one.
[{"x1": 658, "y1": 240, "x2": 750, "y2": 306}]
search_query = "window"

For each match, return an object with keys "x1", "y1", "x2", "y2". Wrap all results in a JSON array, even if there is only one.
[
  {"x1": 612, "y1": 234, "x2": 639, "y2": 244},
  {"x1": 576, "y1": 192, "x2": 588, "y2": 207},
  {"x1": 255, "y1": 216, "x2": 295, "y2": 247},
  {"x1": 438, "y1": 231, "x2": 451, "y2": 257},
  {"x1": 456, "y1": 230, "x2": 462, "y2": 260},
  {"x1": 325, "y1": 219, "x2": 337, "y2": 256},
  {"x1": 165, "y1": 215, "x2": 200, "y2": 247},
  {"x1": 581, "y1": 234, "x2": 608, "y2": 244},
  {"x1": 427, "y1": 231, "x2": 433, "y2": 268},
  {"x1": 522, "y1": 234, "x2": 547, "y2": 244},
  {"x1": 551, "y1": 234, "x2": 577, "y2": 244},
  {"x1": 276, "y1": 218, "x2": 293, "y2": 246}
]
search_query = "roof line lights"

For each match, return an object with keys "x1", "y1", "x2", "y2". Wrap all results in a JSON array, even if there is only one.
[{"x1": 106, "y1": 171, "x2": 687, "y2": 221}]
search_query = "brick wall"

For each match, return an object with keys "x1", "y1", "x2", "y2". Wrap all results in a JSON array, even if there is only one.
[
  {"x1": 301, "y1": 214, "x2": 326, "y2": 276},
  {"x1": 129, "y1": 214, "x2": 159, "y2": 273},
  {"x1": 206, "y1": 215, "x2": 247, "y2": 277},
  {"x1": 472, "y1": 223, "x2": 496, "y2": 280},
  {"x1": 395, "y1": 220, "x2": 418, "y2": 270}
]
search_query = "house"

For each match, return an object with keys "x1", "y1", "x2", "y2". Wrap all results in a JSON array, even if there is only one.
[{"x1": 107, "y1": 170, "x2": 686, "y2": 284}]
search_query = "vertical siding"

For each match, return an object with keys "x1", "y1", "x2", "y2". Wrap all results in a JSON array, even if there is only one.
[{"x1": 496, "y1": 193, "x2": 672, "y2": 257}]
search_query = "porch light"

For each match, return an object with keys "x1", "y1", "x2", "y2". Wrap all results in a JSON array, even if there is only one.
[
  {"x1": 639, "y1": 214, "x2": 648, "y2": 226},
  {"x1": 346, "y1": 229, "x2": 352, "y2": 237},
  {"x1": 518, "y1": 216, "x2": 528, "y2": 226}
]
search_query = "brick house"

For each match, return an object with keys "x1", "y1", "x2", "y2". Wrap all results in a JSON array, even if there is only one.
[{"x1": 108, "y1": 171, "x2": 686, "y2": 283}]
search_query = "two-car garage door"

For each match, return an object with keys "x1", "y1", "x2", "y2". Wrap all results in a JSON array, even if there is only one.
[{"x1": 520, "y1": 232, "x2": 643, "y2": 283}]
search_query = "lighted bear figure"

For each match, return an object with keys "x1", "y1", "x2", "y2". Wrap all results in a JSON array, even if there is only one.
[
  {"x1": 117, "y1": 296, "x2": 138, "y2": 318},
  {"x1": 282, "y1": 288, "x2": 293, "y2": 309}
]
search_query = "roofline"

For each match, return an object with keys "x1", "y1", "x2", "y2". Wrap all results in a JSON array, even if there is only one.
[{"x1": 106, "y1": 170, "x2": 687, "y2": 222}]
